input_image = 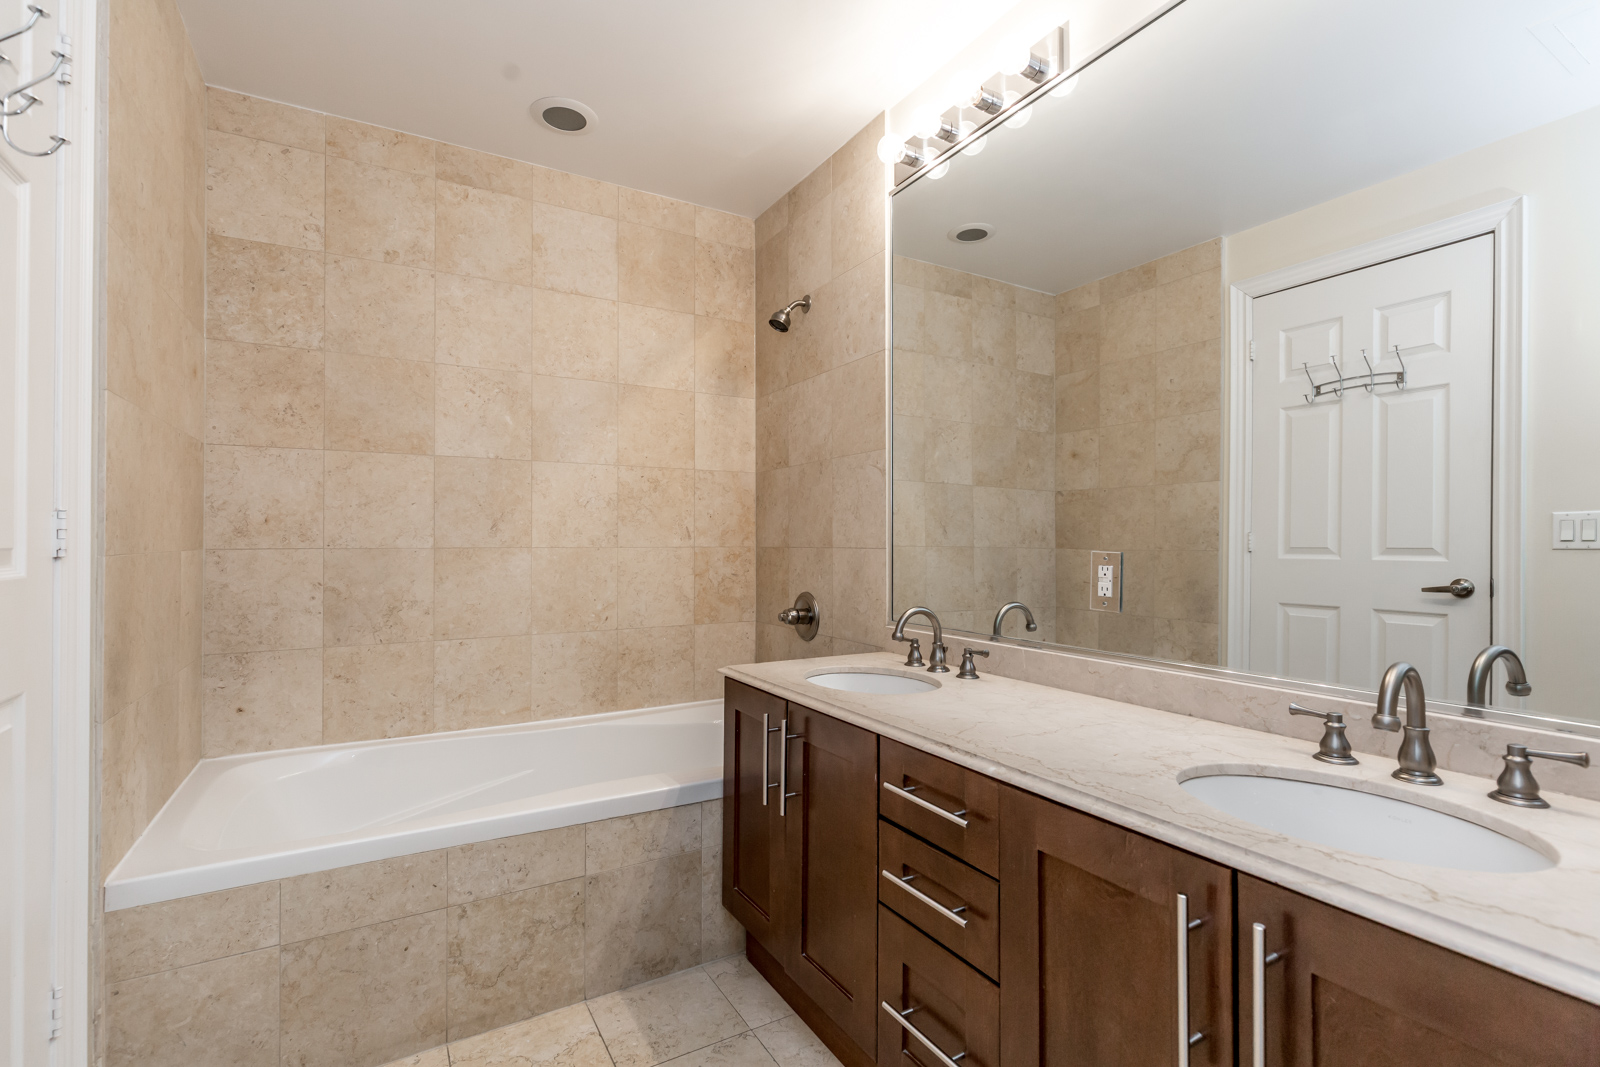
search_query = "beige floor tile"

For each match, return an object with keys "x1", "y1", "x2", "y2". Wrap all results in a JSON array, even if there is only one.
[
  {"x1": 588, "y1": 969, "x2": 748, "y2": 1067},
  {"x1": 702, "y1": 957, "x2": 792, "y2": 1031},
  {"x1": 658, "y1": 1032, "x2": 776, "y2": 1067},
  {"x1": 752, "y1": 1017, "x2": 841, "y2": 1067},
  {"x1": 449, "y1": 1003, "x2": 614, "y2": 1067},
  {"x1": 376, "y1": 1048, "x2": 450, "y2": 1067}
]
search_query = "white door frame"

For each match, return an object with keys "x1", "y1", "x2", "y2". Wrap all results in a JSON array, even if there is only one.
[{"x1": 1224, "y1": 197, "x2": 1526, "y2": 673}]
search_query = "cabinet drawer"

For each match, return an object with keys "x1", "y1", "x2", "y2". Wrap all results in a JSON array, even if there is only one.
[
  {"x1": 880, "y1": 738, "x2": 1001, "y2": 876},
  {"x1": 879, "y1": 820, "x2": 999, "y2": 979},
  {"x1": 878, "y1": 905, "x2": 999, "y2": 1067}
]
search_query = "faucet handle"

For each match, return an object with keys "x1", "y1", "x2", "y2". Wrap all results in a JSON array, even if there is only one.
[
  {"x1": 956, "y1": 648, "x2": 990, "y2": 680},
  {"x1": 1288, "y1": 703, "x2": 1359, "y2": 765},
  {"x1": 1489, "y1": 744, "x2": 1591, "y2": 809},
  {"x1": 901, "y1": 637, "x2": 925, "y2": 668}
]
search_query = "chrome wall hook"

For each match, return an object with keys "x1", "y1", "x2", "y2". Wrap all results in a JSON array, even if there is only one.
[
  {"x1": 0, "y1": 42, "x2": 69, "y2": 156},
  {"x1": 0, "y1": 4, "x2": 47, "y2": 65},
  {"x1": 1303, "y1": 346, "x2": 1407, "y2": 404}
]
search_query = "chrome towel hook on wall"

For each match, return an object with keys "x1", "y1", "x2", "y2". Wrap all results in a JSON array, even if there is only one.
[
  {"x1": 1301, "y1": 345, "x2": 1406, "y2": 404},
  {"x1": 0, "y1": 4, "x2": 70, "y2": 158}
]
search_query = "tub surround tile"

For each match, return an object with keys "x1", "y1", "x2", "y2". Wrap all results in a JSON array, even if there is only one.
[
  {"x1": 322, "y1": 548, "x2": 435, "y2": 647},
  {"x1": 621, "y1": 189, "x2": 696, "y2": 235},
  {"x1": 105, "y1": 882, "x2": 279, "y2": 983},
  {"x1": 586, "y1": 807, "x2": 702, "y2": 875},
  {"x1": 447, "y1": 826, "x2": 586, "y2": 904},
  {"x1": 202, "y1": 549, "x2": 323, "y2": 655},
  {"x1": 433, "y1": 547, "x2": 533, "y2": 639},
  {"x1": 280, "y1": 852, "x2": 447, "y2": 943},
  {"x1": 616, "y1": 626, "x2": 696, "y2": 711},
  {"x1": 206, "y1": 235, "x2": 325, "y2": 350},
  {"x1": 530, "y1": 289, "x2": 618, "y2": 382},
  {"x1": 324, "y1": 255, "x2": 436, "y2": 361},
  {"x1": 438, "y1": 273, "x2": 536, "y2": 372},
  {"x1": 447, "y1": 879, "x2": 587, "y2": 1039},
  {"x1": 204, "y1": 340, "x2": 325, "y2": 449},
  {"x1": 434, "y1": 634, "x2": 535, "y2": 730},
  {"x1": 105, "y1": 948, "x2": 281, "y2": 1067},
  {"x1": 583, "y1": 852, "x2": 702, "y2": 996},
  {"x1": 324, "y1": 451, "x2": 435, "y2": 549},
  {"x1": 588, "y1": 969, "x2": 747, "y2": 1067},
  {"x1": 448, "y1": 1003, "x2": 612, "y2": 1067},
  {"x1": 325, "y1": 156, "x2": 435, "y2": 268},
  {"x1": 529, "y1": 632, "x2": 618, "y2": 719},
  {"x1": 326, "y1": 116, "x2": 436, "y2": 175},
  {"x1": 322, "y1": 641, "x2": 436, "y2": 742},
  {"x1": 202, "y1": 647, "x2": 324, "y2": 756},
  {"x1": 436, "y1": 457, "x2": 534, "y2": 549},
  {"x1": 208, "y1": 86, "x2": 325, "y2": 153},
  {"x1": 205, "y1": 130, "x2": 325, "y2": 251},
  {"x1": 324, "y1": 352, "x2": 436, "y2": 455},
  {"x1": 203, "y1": 445, "x2": 324, "y2": 549},
  {"x1": 619, "y1": 305, "x2": 695, "y2": 391}
]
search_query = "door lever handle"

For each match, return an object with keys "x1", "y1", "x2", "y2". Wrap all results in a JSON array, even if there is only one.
[{"x1": 1421, "y1": 577, "x2": 1475, "y2": 598}]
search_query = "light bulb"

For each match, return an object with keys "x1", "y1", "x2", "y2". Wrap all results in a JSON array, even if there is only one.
[
  {"x1": 876, "y1": 134, "x2": 902, "y2": 163},
  {"x1": 946, "y1": 69, "x2": 979, "y2": 111},
  {"x1": 1003, "y1": 91, "x2": 1031, "y2": 129},
  {"x1": 992, "y1": 41, "x2": 1032, "y2": 77},
  {"x1": 1050, "y1": 74, "x2": 1080, "y2": 99},
  {"x1": 927, "y1": 161, "x2": 951, "y2": 180},
  {"x1": 910, "y1": 108, "x2": 942, "y2": 140},
  {"x1": 959, "y1": 120, "x2": 985, "y2": 156}
]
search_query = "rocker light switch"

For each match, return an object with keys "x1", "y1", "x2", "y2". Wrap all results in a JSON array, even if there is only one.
[
  {"x1": 1091, "y1": 550, "x2": 1123, "y2": 612},
  {"x1": 1552, "y1": 511, "x2": 1600, "y2": 550}
]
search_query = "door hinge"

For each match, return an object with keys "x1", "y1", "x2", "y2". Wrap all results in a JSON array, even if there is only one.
[
  {"x1": 1246, "y1": 531, "x2": 1254, "y2": 553},
  {"x1": 1248, "y1": 339, "x2": 1255, "y2": 362},
  {"x1": 52, "y1": 508, "x2": 66, "y2": 557},
  {"x1": 48, "y1": 985, "x2": 63, "y2": 1039}
]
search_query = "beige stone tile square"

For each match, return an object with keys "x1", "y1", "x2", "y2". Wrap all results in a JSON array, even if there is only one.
[
  {"x1": 433, "y1": 547, "x2": 533, "y2": 639},
  {"x1": 618, "y1": 385, "x2": 694, "y2": 469},
  {"x1": 280, "y1": 911, "x2": 446, "y2": 1067},
  {"x1": 1097, "y1": 611, "x2": 1155, "y2": 657},
  {"x1": 753, "y1": 1016, "x2": 842, "y2": 1067},
  {"x1": 663, "y1": 1026, "x2": 778, "y2": 1067},
  {"x1": 1017, "y1": 310, "x2": 1056, "y2": 377},
  {"x1": 694, "y1": 317, "x2": 755, "y2": 398},
  {"x1": 831, "y1": 114, "x2": 883, "y2": 179},
  {"x1": 695, "y1": 393, "x2": 754, "y2": 473},
  {"x1": 102, "y1": 551, "x2": 178, "y2": 712},
  {"x1": 694, "y1": 623, "x2": 753, "y2": 701},
  {"x1": 202, "y1": 648, "x2": 323, "y2": 756},
  {"x1": 324, "y1": 548, "x2": 434, "y2": 646},
  {"x1": 206, "y1": 235, "x2": 324, "y2": 349},
  {"x1": 755, "y1": 197, "x2": 788, "y2": 248},
  {"x1": 1055, "y1": 428, "x2": 1099, "y2": 491},
  {"x1": 203, "y1": 549, "x2": 322, "y2": 654},
  {"x1": 586, "y1": 805, "x2": 701, "y2": 874},
  {"x1": 1102, "y1": 262, "x2": 1157, "y2": 303},
  {"x1": 619, "y1": 222, "x2": 695, "y2": 313},
  {"x1": 531, "y1": 376, "x2": 618, "y2": 464},
  {"x1": 531, "y1": 288, "x2": 618, "y2": 382},
  {"x1": 827, "y1": 355, "x2": 884, "y2": 460},
  {"x1": 788, "y1": 158, "x2": 832, "y2": 217},
  {"x1": 324, "y1": 254, "x2": 435, "y2": 361},
  {"x1": 326, "y1": 116, "x2": 436, "y2": 175},
  {"x1": 438, "y1": 274, "x2": 536, "y2": 372},
  {"x1": 530, "y1": 548, "x2": 618, "y2": 633},
  {"x1": 439, "y1": 180, "x2": 535, "y2": 285},
  {"x1": 203, "y1": 445, "x2": 323, "y2": 549},
  {"x1": 206, "y1": 130, "x2": 324, "y2": 250},
  {"x1": 1056, "y1": 368, "x2": 1099, "y2": 434},
  {"x1": 696, "y1": 241, "x2": 754, "y2": 324},
  {"x1": 437, "y1": 142, "x2": 536, "y2": 199},
  {"x1": 830, "y1": 165, "x2": 883, "y2": 277},
  {"x1": 1156, "y1": 267, "x2": 1222, "y2": 350},
  {"x1": 1158, "y1": 481, "x2": 1220, "y2": 552},
  {"x1": 1099, "y1": 486, "x2": 1160, "y2": 552},
  {"x1": 1100, "y1": 288, "x2": 1158, "y2": 364},
  {"x1": 618, "y1": 466, "x2": 694, "y2": 547},
  {"x1": 1153, "y1": 410, "x2": 1221, "y2": 485},
  {"x1": 447, "y1": 880, "x2": 586, "y2": 1040},
  {"x1": 434, "y1": 635, "x2": 534, "y2": 730},
  {"x1": 532, "y1": 201, "x2": 619, "y2": 300},
  {"x1": 325, "y1": 352, "x2": 435, "y2": 453},
  {"x1": 1154, "y1": 238, "x2": 1221, "y2": 285},
  {"x1": 784, "y1": 459, "x2": 833, "y2": 549},
  {"x1": 831, "y1": 548, "x2": 885, "y2": 647},
  {"x1": 830, "y1": 451, "x2": 884, "y2": 550},
  {"x1": 785, "y1": 197, "x2": 831, "y2": 299},
  {"x1": 1153, "y1": 617, "x2": 1219, "y2": 666},
  {"x1": 1098, "y1": 423, "x2": 1153, "y2": 488},
  {"x1": 529, "y1": 632, "x2": 618, "y2": 719},
  {"x1": 209, "y1": 87, "x2": 325, "y2": 152},
  {"x1": 437, "y1": 457, "x2": 534, "y2": 548},
  {"x1": 206, "y1": 340, "x2": 324, "y2": 448},
  {"x1": 325, "y1": 157, "x2": 434, "y2": 269},
  {"x1": 447, "y1": 825, "x2": 585, "y2": 904},
  {"x1": 587, "y1": 965, "x2": 745, "y2": 1063},
  {"x1": 695, "y1": 206, "x2": 754, "y2": 250},
  {"x1": 104, "y1": 395, "x2": 202, "y2": 557},
  {"x1": 104, "y1": 947, "x2": 279, "y2": 1067},
  {"x1": 324, "y1": 451, "x2": 434, "y2": 549},
  {"x1": 1098, "y1": 356, "x2": 1154, "y2": 428},
  {"x1": 322, "y1": 641, "x2": 436, "y2": 742},
  {"x1": 1155, "y1": 548, "x2": 1220, "y2": 624},
  {"x1": 694, "y1": 470, "x2": 754, "y2": 548},
  {"x1": 447, "y1": 1001, "x2": 611, "y2": 1067},
  {"x1": 437, "y1": 364, "x2": 534, "y2": 460},
  {"x1": 377, "y1": 1048, "x2": 451, "y2": 1067},
  {"x1": 703, "y1": 956, "x2": 792, "y2": 1030},
  {"x1": 617, "y1": 547, "x2": 693, "y2": 628},
  {"x1": 528, "y1": 166, "x2": 619, "y2": 218},
  {"x1": 531, "y1": 462, "x2": 617, "y2": 548},
  {"x1": 106, "y1": 882, "x2": 279, "y2": 983},
  {"x1": 616, "y1": 625, "x2": 695, "y2": 710},
  {"x1": 106, "y1": 229, "x2": 203, "y2": 437},
  {"x1": 693, "y1": 548, "x2": 754, "y2": 625},
  {"x1": 622, "y1": 188, "x2": 696, "y2": 234},
  {"x1": 281, "y1": 852, "x2": 446, "y2": 943},
  {"x1": 1154, "y1": 339, "x2": 1222, "y2": 419},
  {"x1": 620, "y1": 305, "x2": 695, "y2": 390}
]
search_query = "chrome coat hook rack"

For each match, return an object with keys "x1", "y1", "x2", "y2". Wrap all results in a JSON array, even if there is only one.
[
  {"x1": 1302, "y1": 345, "x2": 1407, "y2": 404},
  {"x1": 0, "y1": 8, "x2": 69, "y2": 159},
  {"x1": 0, "y1": 5, "x2": 46, "y2": 64}
]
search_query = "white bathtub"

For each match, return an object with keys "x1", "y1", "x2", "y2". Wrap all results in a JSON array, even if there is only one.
[{"x1": 105, "y1": 700, "x2": 724, "y2": 911}]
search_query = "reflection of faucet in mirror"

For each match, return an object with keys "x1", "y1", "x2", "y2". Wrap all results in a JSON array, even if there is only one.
[
  {"x1": 892, "y1": 606, "x2": 949, "y2": 673},
  {"x1": 992, "y1": 602, "x2": 1038, "y2": 639},
  {"x1": 1466, "y1": 646, "x2": 1532, "y2": 709},
  {"x1": 1373, "y1": 662, "x2": 1442, "y2": 786}
]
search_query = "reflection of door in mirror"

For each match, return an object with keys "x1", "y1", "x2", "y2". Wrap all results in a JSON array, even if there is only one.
[{"x1": 1244, "y1": 236, "x2": 1493, "y2": 703}]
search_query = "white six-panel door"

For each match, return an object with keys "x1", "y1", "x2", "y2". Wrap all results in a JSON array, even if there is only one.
[{"x1": 1248, "y1": 234, "x2": 1494, "y2": 702}]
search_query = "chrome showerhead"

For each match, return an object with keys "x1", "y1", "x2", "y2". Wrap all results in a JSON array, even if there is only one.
[{"x1": 768, "y1": 295, "x2": 812, "y2": 332}]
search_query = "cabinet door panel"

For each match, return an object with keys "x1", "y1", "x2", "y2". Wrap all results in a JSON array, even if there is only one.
[
  {"x1": 1239, "y1": 874, "x2": 1600, "y2": 1067},
  {"x1": 879, "y1": 906, "x2": 1000, "y2": 1067},
  {"x1": 722, "y1": 679, "x2": 783, "y2": 948},
  {"x1": 783, "y1": 702, "x2": 880, "y2": 1054},
  {"x1": 1000, "y1": 786, "x2": 1234, "y2": 1067}
]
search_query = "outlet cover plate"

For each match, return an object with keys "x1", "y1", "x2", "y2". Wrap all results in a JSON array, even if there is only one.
[{"x1": 1092, "y1": 550, "x2": 1123, "y2": 612}]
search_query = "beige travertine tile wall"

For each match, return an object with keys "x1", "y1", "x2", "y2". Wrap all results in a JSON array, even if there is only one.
[
  {"x1": 102, "y1": 0, "x2": 206, "y2": 873},
  {"x1": 1054, "y1": 239, "x2": 1222, "y2": 664},
  {"x1": 890, "y1": 258, "x2": 1057, "y2": 641},
  {"x1": 200, "y1": 90, "x2": 756, "y2": 756},
  {"x1": 102, "y1": 802, "x2": 742, "y2": 1067},
  {"x1": 754, "y1": 116, "x2": 893, "y2": 663}
]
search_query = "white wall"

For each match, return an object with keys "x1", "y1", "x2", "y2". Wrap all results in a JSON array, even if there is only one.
[{"x1": 1224, "y1": 103, "x2": 1600, "y2": 723}]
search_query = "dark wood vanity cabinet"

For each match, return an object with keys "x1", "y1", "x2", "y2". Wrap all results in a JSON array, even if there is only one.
[
  {"x1": 998, "y1": 785, "x2": 1235, "y2": 1067},
  {"x1": 1239, "y1": 873, "x2": 1600, "y2": 1067}
]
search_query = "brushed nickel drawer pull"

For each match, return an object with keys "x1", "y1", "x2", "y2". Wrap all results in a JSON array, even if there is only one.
[
  {"x1": 881, "y1": 1002, "x2": 967, "y2": 1067},
  {"x1": 1251, "y1": 922, "x2": 1286, "y2": 1067},
  {"x1": 882, "y1": 869, "x2": 969, "y2": 928},
  {"x1": 883, "y1": 781, "x2": 969, "y2": 828},
  {"x1": 1176, "y1": 893, "x2": 1205, "y2": 1065}
]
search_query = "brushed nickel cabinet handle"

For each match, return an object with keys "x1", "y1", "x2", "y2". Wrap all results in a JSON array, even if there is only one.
[
  {"x1": 1176, "y1": 893, "x2": 1205, "y2": 1063},
  {"x1": 882, "y1": 869, "x2": 969, "y2": 928},
  {"x1": 882, "y1": 781, "x2": 969, "y2": 828},
  {"x1": 779, "y1": 722, "x2": 799, "y2": 816},
  {"x1": 880, "y1": 1002, "x2": 967, "y2": 1067},
  {"x1": 1251, "y1": 922, "x2": 1285, "y2": 1067}
]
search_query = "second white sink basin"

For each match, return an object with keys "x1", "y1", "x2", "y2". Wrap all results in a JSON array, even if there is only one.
[
  {"x1": 807, "y1": 671, "x2": 938, "y2": 694},
  {"x1": 1180, "y1": 772, "x2": 1554, "y2": 873}
]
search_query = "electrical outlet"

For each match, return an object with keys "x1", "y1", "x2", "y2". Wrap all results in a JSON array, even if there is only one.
[{"x1": 1091, "y1": 550, "x2": 1123, "y2": 612}]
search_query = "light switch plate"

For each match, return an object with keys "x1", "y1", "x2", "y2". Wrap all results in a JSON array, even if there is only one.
[
  {"x1": 1552, "y1": 511, "x2": 1600, "y2": 550},
  {"x1": 1091, "y1": 550, "x2": 1123, "y2": 612}
]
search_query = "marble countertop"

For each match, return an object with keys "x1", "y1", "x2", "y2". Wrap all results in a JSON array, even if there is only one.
[{"x1": 723, "y1": 652, "x2": 1600, "y2": 1006}]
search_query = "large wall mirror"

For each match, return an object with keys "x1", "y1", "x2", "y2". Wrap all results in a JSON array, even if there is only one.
[{"x1": 889, "y1": 0, "x2": 1600, "y2": 728}]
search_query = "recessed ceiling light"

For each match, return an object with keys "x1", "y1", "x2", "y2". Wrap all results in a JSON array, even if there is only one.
[
  {"x1": 948, "y1": 223, "x2": 993, "y2": 244},
  {"x1": 531, "y1": 96, "x2": 596, "y2": 135}
]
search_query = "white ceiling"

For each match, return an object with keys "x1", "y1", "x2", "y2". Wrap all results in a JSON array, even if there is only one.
[
  {"x1": 174, "y1": 0, "x2": 1029, "y2": 217},
  {"x1": 892, "y1": 0, "x2": 1600, "y2": 293}
]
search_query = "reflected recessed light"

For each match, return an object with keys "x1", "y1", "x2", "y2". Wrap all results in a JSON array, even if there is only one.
[
  {"x1": 948, "y1": 223, "x2": 993, "y2": 244},
  {"x1": 531, "y1": 96, "x2": 597, "y2": 134}
]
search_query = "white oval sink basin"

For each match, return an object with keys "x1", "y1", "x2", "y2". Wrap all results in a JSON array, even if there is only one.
[
  {"x1": 807, "y1": 671, "x2": 938, "y2": 695},
  {"x1": 1180, "y1": 773, "x2": 1553, "y2": 873}
]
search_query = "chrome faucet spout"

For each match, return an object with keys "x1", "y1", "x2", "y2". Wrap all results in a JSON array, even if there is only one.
[
  {"x1": 1466, "y1": 645, "x2": 1532, "y2": 708},
  {"x1": 1374, "y1": 662, "x2": 1441, "y2": 785},
  {"x1": 893, "y1": 607, "x2": 949, "y2": 673},
  {"x1": 992, "y1": 602, "x2": 1038, "y2": 639}
]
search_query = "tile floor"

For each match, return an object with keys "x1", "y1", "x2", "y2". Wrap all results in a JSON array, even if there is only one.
[{"x1": 379, "y1": 954, "x2": 844, "y2": 1067}]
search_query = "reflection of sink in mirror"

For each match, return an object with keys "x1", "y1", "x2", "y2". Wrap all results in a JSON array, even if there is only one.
[
  {"x1": 1180, "y1": 773, "x2": 1553, "y2": 873},
  {"x1": 807, "y1": 672, "x2": 938, "y2": 695}
]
